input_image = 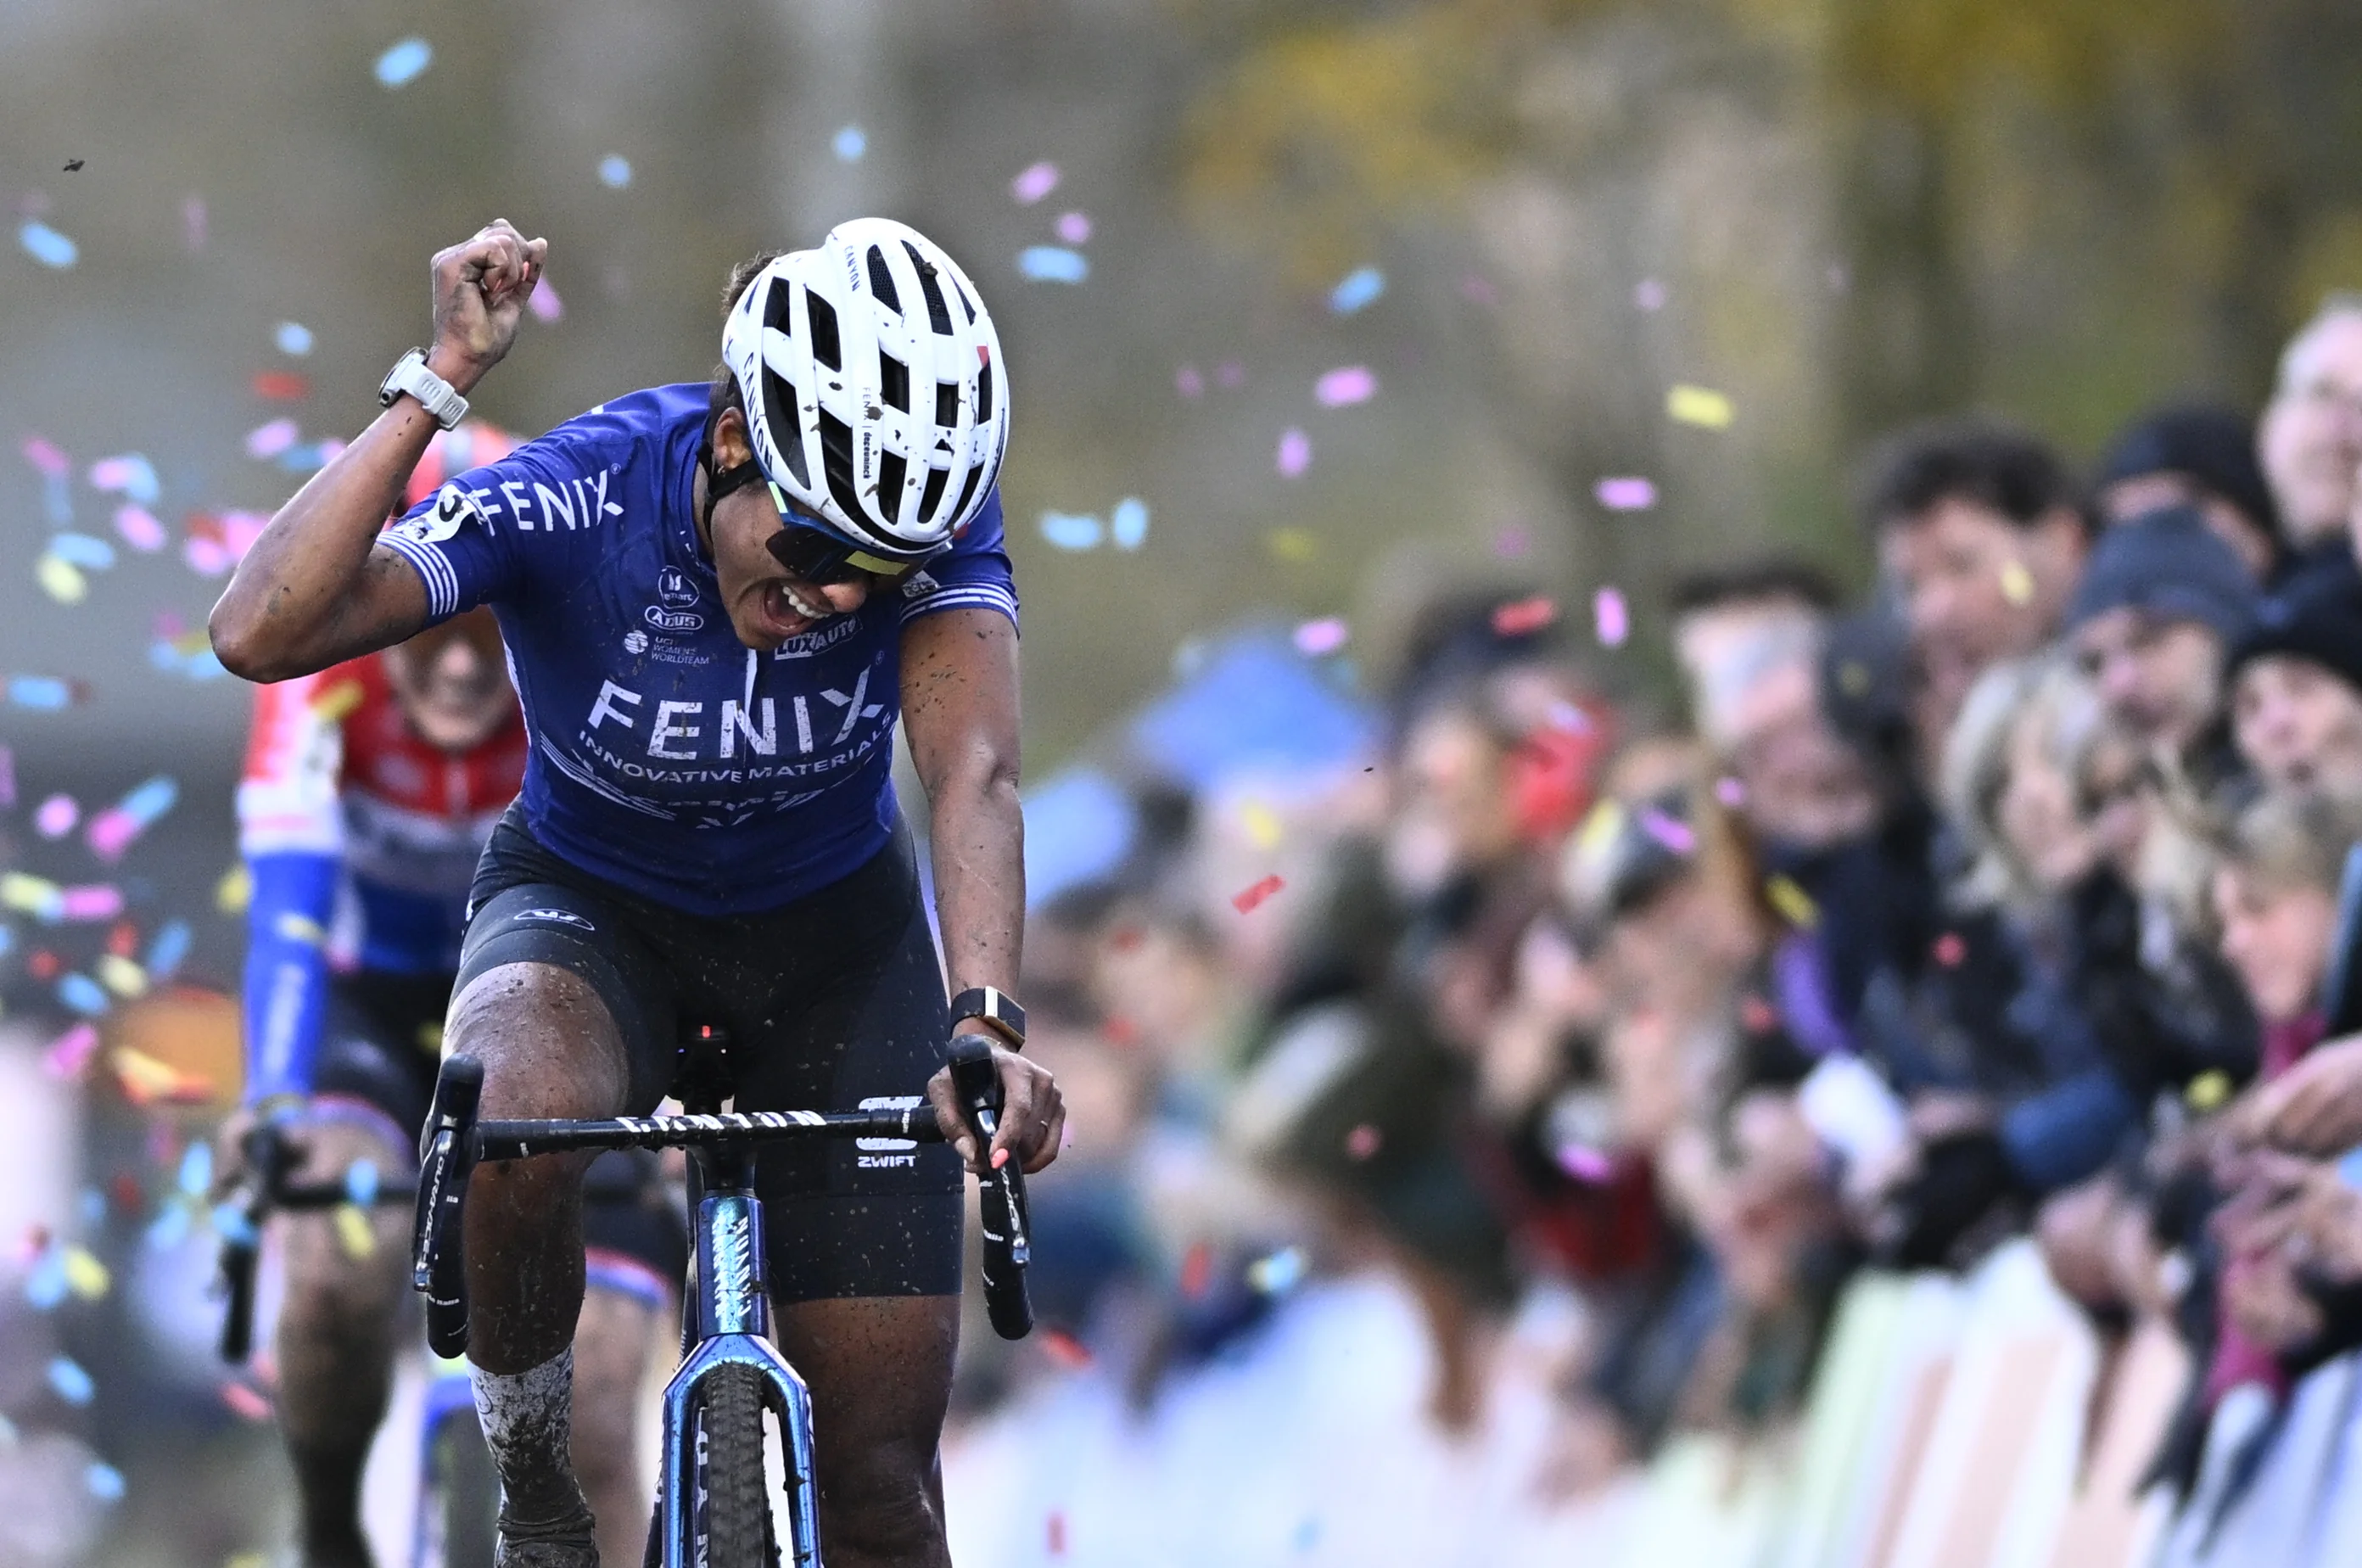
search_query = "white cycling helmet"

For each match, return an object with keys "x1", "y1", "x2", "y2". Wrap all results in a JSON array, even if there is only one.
[{"x1": 719, "y1": 217, "x2": 1009, "y2": 559}]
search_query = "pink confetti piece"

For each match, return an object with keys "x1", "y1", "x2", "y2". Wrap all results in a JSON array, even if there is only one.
[
  {"x1": 1175, "y1": 365, "x2": 1203, "y2": 398},
  {"x1": 1593, "y1": 476, "x2": 1657, "y2": 511},
  {"x1": 0, "y1": 745, "x2": 14, "y2": 807},
  {"x1": 1345, "y1": 1124, "x2": 1382, "y2": 1160},
  {"x1": 59, "y1": 884, "x2": 125, "y2": 921},
  {"x1": 221, "y1": 1382, "x2": 272, "y2": 1423},
  {"x1": 1039, "y1": 1327, "x2": 1094, "y2": 1369},
  {"x1": 1637, "y1": 807, "x2": 1695, "y2": 855},
  {"x1": 1231, "y1": 873, "x2": 1285, "y2": 914},
  {"x1": 1010, "y1": 161, "x2": 1060, "y2": 204},
  {"x1": 21, "y1": 437, "x2": 69, "y2": 478},
  {"x1": 528, "y1": 276, "x2": 563, "y2": 322},
  {"x1": 183, "y1": 535, "x2": 232, "y2": 577},
  {"x1": 1493, "y1": 524, "x2": 1531, "y2": 558},
  {"x1": 1216, "y1": 360, "x2": 1245, "y2": 389},
  {"x1": 1313, "y1": 366, "x2": 1378, "y2": 408},
  {"x1": 1593, "y1": 587, "x2": 1630, "y2": 647},
  {"x1": 1716, "y1": 776, "x2": 1746, "y2": 807},
  {"x1": 1634, "y1": 278, "x2": 1666, "y2": 311},
  {"x1": 244, "y1": 418, "x2": 299, "y2": 460},
  {"x1": 33, "y1": 794, "x2": 77, "y2": 838},
  {"x1": 1554, "y1": 1144, "x2": 1615, "y2": 1184},
  {"x1": 41, "y1": 1023, "x2": 99, "y2": 1080},
  {"x1": 1276, "y1": 428, "x2": 1312, "y2": 479},
  {"x1": 1458, "y1": 272, "x2": 1497, "y2": 305},
  {"x1": 85, "y1": 810, "x2": 140, "y2": 862},
  {"x1": 1491, "y1": 596, "x2": 1558, "y2": 636},
  {"x1": 114, "y1": 505, "x2": 165, "y2": 552},
  {"x1": 1055, "y1": 211, "x2": 1091, "y2": 244},
  {"x1": 1292, "y1": 618, "x2": 1349, "y2": 656},
  {"x1": 182, "y1": 194, "x2": 206, "y2": 252}
]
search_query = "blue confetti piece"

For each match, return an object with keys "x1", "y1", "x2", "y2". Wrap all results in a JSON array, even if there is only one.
[
  {"x1": 25, "y1": 1250, "x2": 67, "y2": 1309},
  {"x1": 1292, "y1": 1516, "x2": 1321, "y2": 1552},
  {"x1": 278, "y1": 442, "x2": 332, "y2": 473},
  {"x1": 85, "y1": 1461, "x2": 124, "y2": 1502},
  {"x1": 178, "y1": 1141, "x2": 213, "y2": 1197},
  {"x1": 78, "y1": 1188, "x2": 105, "y2": 1225},
  {"x1": 19, "y1": 221, "x2": 77, "y2": 270},
  {"x1": 1017, "y1": 247, "x2": 1089, "y2": 284},
  {"x1": 274, "y1": 321, "x2": 314, "y2": 356},
  {"x1": 1110, "y1": 498, "x2": 1150, "y2": 551},
  {"x1": 9, "y1": 675, "x2": 73, "y2": 710},
  {"x1": 374, "y1": 36, "x2": 432, "y2": 87},
  {"x1": 145, "y1": 1201, "x2": 191, "y2": 1252},
  {"x1": 832, "y1": 125, "x2": 866, "y2": 162},
  {"x1": 58, "y1": 972, "x2": 108, "y2": 1016},
  {"x1": 42, "y1": 473, "x2": 72, "y2": 526},
  {"x1": 48, "y1": 533, "x2": 115, "y2": 570},
  {"x1": 0, "y1": 927, "x2": 12, "y2": 956},
  {"x1": 47, "y1": 1356, "x2": 93, "y2": 1406},
  {"x1": 1038, "y1": 511, "x2": 1103, "y2": 550},
  {"x1": 345, "y1": 1159, "x2": 381, "y2": 1207},
  {"x1": 89, "y1": 452, "x2": 160, "y2": 503},
  {"x1": 146, "y1": 918, "x2": 192, "y2": 977},
  {"x1": 211, "y1": 1204, "x2": 257, "y2": 1248},
  {"x1": 119, "y1": 776, "x2": 178, "y2": 826},
  {"x1": 598, "y1": 154, "x2": 632, "y2": 188},
  {"x1": 1329, "y1": 266, "x2": 1385, "y2": 315}
]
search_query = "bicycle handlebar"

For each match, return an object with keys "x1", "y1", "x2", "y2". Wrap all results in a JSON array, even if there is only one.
[
  {"x1": 409, "y1": 1038, "x2": 1037, "y2": 1360},
  {"x1": 216, "y1": 1120, "x2": 419, "y2": 1364}
]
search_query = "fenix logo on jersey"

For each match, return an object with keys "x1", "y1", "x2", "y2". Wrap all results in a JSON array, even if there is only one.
[
  {"x1": 436, "y1": 469, "x2": 624, "y2": 534},
  {"x1": 582, "y1": 659, "x2": 889, "y2": 762}
]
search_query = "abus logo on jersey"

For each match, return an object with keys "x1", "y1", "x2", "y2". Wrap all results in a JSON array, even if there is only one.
[
  {"x1": 655, "y1": 567, "x2": 700, "y2": 610},
  {"x1": 644, "y1": 605, "x2": 704, "y2": 633}
]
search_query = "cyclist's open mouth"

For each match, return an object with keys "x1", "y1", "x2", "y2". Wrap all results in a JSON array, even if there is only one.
[{"x1": 758, "y1": 580, "x2": 831, "y2": 640}]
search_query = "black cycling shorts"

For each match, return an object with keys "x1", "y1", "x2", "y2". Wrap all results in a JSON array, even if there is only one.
[
  {"x1": 311, "y1": 969, "x2": 687, "y2": 1291},
  {"x1": 452, "y1": 804, "x2": 962, "y2": 1302}
]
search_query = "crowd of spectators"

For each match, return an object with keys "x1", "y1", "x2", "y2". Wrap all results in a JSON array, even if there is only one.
[{"x1": 954, "y1": 292, "x2": 2362, "y2": 1554}]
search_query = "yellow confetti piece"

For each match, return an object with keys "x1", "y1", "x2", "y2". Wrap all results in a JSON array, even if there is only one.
[
  {"x1": 2186, "y1": 1071, "x2": 2232, "y2": 1115},
  {"x1": 1239, "y1": 799, "x2": 1283, "y2": 852},
  {"x1": 110, "y1": 1045, "x2": 215, "y2": 1107},
  {"x1": 63, "y1": 1246, "x2": 110, "y2": 1300},
  {"x1": 1765, "y1": 873, "x2": 1819, "y2": 928},
  {"x1": 2000, "y1": 560, "x2": 2035, "y2": 606},
  {"x1": 1576, "y1": 799, "x2": 1627, "y2": 860},
  {"x1": 215, "y1": 864, "x2": 253, "y2": 915},
  {"x1": 273, "y1": 912, "x2": 327, "y2": 946},
  {"x1": 96, "y1": 954, "x2": 148, "y2": 999},
  {"x1": 1666, "y1": 384, "x2": 1734, "y2": 429},
  {"x1": 2, "y1": 871, "x2": 60, "y2": 913},
  {"x1": 310, "y1": 679, "x2": 367, "y2": 723},
  {"x1": 226, "y1": 1553, "x2": 270, "y2": 1568},
  {"x1": 416, "y1": 1022, "x2": 445, "y2": 1056},
  {"x1": 335, "y1": 1204, "x2": 377, "y2": 1260},
  {"x1": 36, "y1": 554, "x2": 87, "y2": 603},
  {"x1": 1267, "y1": 528, "x2": 1318, "y2": 563}
]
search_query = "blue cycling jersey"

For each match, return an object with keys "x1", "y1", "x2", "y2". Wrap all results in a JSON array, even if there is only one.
[{"x1": 380, "y1": 382, "x2": 1018, "y2": 916}]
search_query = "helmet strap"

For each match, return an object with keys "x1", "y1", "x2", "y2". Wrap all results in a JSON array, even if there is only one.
[{"x1": 698, "y1": 408, "x2": 767, "y2": 535}]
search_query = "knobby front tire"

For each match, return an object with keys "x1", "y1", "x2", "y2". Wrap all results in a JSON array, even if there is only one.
[{"x1": 694, "y1": 1363, "x2": 780, "y2": 1567}]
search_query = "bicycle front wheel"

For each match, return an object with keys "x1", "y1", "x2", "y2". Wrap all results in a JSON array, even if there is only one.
[{"x1": 694, "y1": 1363, "x2": 779, "y2": 1567}]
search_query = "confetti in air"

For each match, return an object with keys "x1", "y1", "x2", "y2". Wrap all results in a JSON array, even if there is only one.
[
  {"x1": 1055, "y1": 211, "x2": 1092, "y2": 244},
  {"x1": 598, "y1": 154, "x2": 633, "y2": 188},
  {"x1": 1329, "y1": 266, "x2": 1385, "y2": 315},
  {"x1": 1491, "y1": 596, "x2": 1559, "y2": 636},
  {"x1": 1637, "y1": 807, "x2": 1695, "y2": 854},
  {"x1": 1109, "y1": 497, "x2": 1149, "y2": 550},
  {"x1": 2000, "y1": 560, "x2": 2035, "y2": 606},
  {"x1": 34, "y1": 795, "x2": 77, "y2": 838},
  {"x1": 251, "y1": 372, "x2": 309, "y2": 401},
  {"x1": 1594, "y1": 477, "x2": 1658, "y2": 511},
  {"x1": 1555, "y1": 1144, "x2": 1615, "y2": 1183},
  {"x1": 1666, "y1": 384, "x2": 1734, "y2": 429},
  {"x1": 89, "y1": 453, "x2": 159, "y2": 502},
  {"x1": 1594, "y1": 587, "x2": 1631, "y2": 647},
  {"x1": 1276, "y1": 428, "x2": 1312, "y2": 479},
  {"x1": 373, "y1": 37, "x2": 433, "y2": 88},
  {"x1": 1039, "y1": 1327, "x2": 1094, "y2": 1369},
  {"x1": 1010, "y1": 161, "x2": 1061, "y2": 204},
  {"x1": 274, "y1": 322, "x2": 314, "y2": 356},
  {"x1": 1038, "y1": 512, "x2": 1103, "y2": 551},
  {"x1": 528, "y1": 276, "x2": 563, "y2": 321},
  {"x1": 1231, "y1": 874, "x2": 1285, "y2": 914},
  {"x1": 1345, "y1": 1123, "x2": 1382, "y2": 1160},
  {"x1": 1175, "y1": 365, "x2": 1204, "y2": 398},
  {"x1": 86, "y1": 1462, "x2": 125, "y2": 1502},
  {"x1": 831, "y1": 125, "x2": 866, "y2": 162},
  {"x1": 1293, "y1": 618, "x2": 1349, "y2": 656},
  {"x1": 245, "y1": 418, "x2": 299, "y2": 460},
  {"x1": 1017, "y1": 246, "x2": 1089, "y2": 283},
  {"x1": 47, "y1": 1356, "x2": 94, "y2": 1406},
  {"x1": 1635, "y1": 278, "x2": 1667, "y2": 311},
  {"x1": 19, "y1": 221, "x2": 77, "y2": 269},
  {"x1": 1313, "y1": 366, "x2": 1378, "y2": 407}
]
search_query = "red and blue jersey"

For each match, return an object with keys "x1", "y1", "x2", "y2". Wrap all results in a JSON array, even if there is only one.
[{"x1": 376, "y1": 382, "x2": 1018, "y2": 916}]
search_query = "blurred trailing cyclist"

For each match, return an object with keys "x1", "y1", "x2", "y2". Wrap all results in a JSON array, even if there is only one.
[
  {"x1": 228, "y1": 419, "x2": 687, "y2": 1568},
  {"x1": 210, "y1": 218, "x2": 1060, "y2": 1567}
]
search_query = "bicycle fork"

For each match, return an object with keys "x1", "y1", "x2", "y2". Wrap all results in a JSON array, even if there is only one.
[{"x1": 657, "y1": 1186, "x2": 821, "y2": 1567}]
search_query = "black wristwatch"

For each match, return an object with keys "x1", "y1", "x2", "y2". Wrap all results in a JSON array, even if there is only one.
[{"x1": 950, "y1": 986, "x2": 1026, "y2": 1050}]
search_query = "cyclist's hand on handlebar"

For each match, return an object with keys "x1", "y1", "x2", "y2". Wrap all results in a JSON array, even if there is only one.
[
  {"x1": 208, "y1": 1101, "x2": 312, "y2": 1200},
  {"x1": 927, "y1": 1036, "x2": 1066, "y2": 1176},
  {"x1": 428, "y1": 220, "x2": 548, "y2": 393}
]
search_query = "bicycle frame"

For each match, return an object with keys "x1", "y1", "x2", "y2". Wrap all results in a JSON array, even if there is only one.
[{"x1": 410, "y1": 1033, "x2": 1031, "y2": 1568}]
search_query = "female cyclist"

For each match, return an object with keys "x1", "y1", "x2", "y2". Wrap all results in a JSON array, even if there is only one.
[{"x1": 210, "y1": 217, "x2": 1061, "y2": 1567}]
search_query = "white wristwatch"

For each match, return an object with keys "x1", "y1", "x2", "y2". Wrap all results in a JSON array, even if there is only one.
[{"x1": 378, "y1": 348, "x2": 470, "y2": 430}]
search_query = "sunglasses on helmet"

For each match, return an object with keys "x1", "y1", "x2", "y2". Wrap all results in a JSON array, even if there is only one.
[{"x1": 763, "y1": 482, "x2": 939, "y2": 585}]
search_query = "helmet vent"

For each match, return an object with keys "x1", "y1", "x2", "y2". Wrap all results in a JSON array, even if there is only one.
[
  {"x1": 879, "y1": 451, "x2": 907, "y2": 510},
  {"x1": 807, "y1": 294, "x2": 842, "y2": 372},
  {"x1": 816, "y1": 408, "x2": 866, "y2": 524},
  {"x1": 906, "y1": 241, "x2": 954, "y2": 334},
  {"x1": 949, "y1": 456, "x2": 985, "y2": 529},
  {"x1": 949, "y1": 275, "x2": 977, "y2": 324},
  {"x1": 762, "y1": 276, "x2": 795, "y2": 337},
  {"x1": 919, "y1": 462, "x2": 949, "y2": 520},
  {"x1": 934, "y1": 383, "x2": 960, "y2": 428},
  {"x1": 878, "y1": 351, "x2": 910, "y2": 414},
  {"x1": 760, "y1": 368, "x2": 809, "y2": 486},
  {"x1": 976, "y1": 360, "x2": 994, "y2": 423},
  {"x1": 865, "y1": 246, "x2": 901, "y2": 313}
]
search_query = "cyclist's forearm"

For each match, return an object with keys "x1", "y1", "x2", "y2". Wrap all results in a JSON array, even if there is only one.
[
  {"x1": 209, "y1": 356, "x2": 467, "y2": 680},
  {"x1": 926, "y1": 761, "x2": 1024, "y2": 1006},
  {"x1": 240, "y1": 851, "x2": 339, "y2": 1106}
]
